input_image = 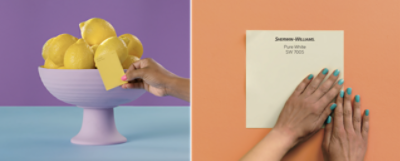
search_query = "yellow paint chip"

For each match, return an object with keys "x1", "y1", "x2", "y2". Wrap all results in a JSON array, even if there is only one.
[{"x1": 95, "y1": 52, "x2": 126, "y2": 91}]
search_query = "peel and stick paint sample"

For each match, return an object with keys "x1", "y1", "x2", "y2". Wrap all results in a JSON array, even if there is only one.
[{"x1": 246, "y1": 30, "x2": 344, "y2": 128}]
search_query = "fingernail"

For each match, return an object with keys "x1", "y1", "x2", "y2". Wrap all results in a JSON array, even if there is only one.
[
  {"x1": 121, "y1": 75, "x2": 127, "y2": 81},
  {"x1": 333, "y1": 69, "x2": 340, "y2": 76},
  {"x1": 330, "y1": 103, "x2": 337, "y2": 110},
  {"x1": 322, "y1": 68, "x2": 329, "y2": 75},
  {"x1": 365, "y1": 109, "x2": 369, "y2": 116},
  {"x1": 308, "y1": 74, "x2": 314, "y2": 80},
  {"x1": 338, "y1": 79, "x2": 344, "y2": 85},
  {"x1": 340, "y1": 90, "x2": 344, "y2": 98},
  {"x1": 347, "y1": 88, "x2": 352, "y2": 95},
  {"x1": 355, "y1": 95, "x2": 360, "y2": 102},
  {"x1": 326, "y1": 116, "x2": 332, "y2": 124}
]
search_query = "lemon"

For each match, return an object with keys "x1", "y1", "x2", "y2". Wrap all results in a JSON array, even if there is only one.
[
  {"x1": 122, "y1": 55, "x2": 140, "y2": 69},
  {"x1": 42, "y1": 37, "x2": 55, "y2": 60},
  {"x1": 44, "y1": 59, "x2": 60, "y2": 69},
  {"x1": 119, "y1": 34, "x2": 143, "y2": 58},
  {"x1": 48, "y1": 34, "x2": 78, "y2": 66},
  {"x1": 95, "y1": 37, "x2": 128, "y2": 65},
  {"x1": 119, "y1": 36, "x2": 130, "y2": 46},
  {"x1": 64, "y1": 39, "x2": 95, "y2": 69},
  {"x1": 91, "y1": 45, "x2": 98, "y2": 53},
  {"x1": 80, "y1": 18, "x2": 117, "y2": 46},
  {"x1": 58, "y1": 66, "x2": 67, "y2": 69}
]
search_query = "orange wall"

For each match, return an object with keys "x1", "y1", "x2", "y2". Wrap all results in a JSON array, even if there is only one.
[{"x1": 192, "y1": 0, "x2": 400, "y2": 160}]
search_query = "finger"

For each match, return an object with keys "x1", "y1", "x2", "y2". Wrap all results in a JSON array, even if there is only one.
[
  {"x1": 302, "y1": 68, "x2": 329, "y2": 96},
  {"x1": 343, "y1": 88, "x2": 354, "y2": 133},
  {"x1": 323, "y1": 115, "x2": 333, "y2": 148},
  {"x1": 333, "y1": 90, "x2": 344, "y2": 133},
  {"x1": 319, "y1": 103, "x2": 337, "y2": 124},
  {"x1": 123, "y1": 82, "x2": 145, "y2": 89},
  {"x1": 310, "y1": 69, "x2": 340, "y2": 101},
  {"x1": 124, "y1": 67, "x2": 148, "y2": 81},
  {"x1": 292, "y1": 74, "x2": 314, "y2": 96},
  {"x1": 362, "y1": 109, "x2": 370, "y2": 140},
  {"x1": 353, "y1": 95, "x2": 362, "y2": 133},
  {"x1": 130, "y1": 58, "x2": 149, "y2": 69},
  {"x1": 318, "y1": 79, "x2": 344, "y2": 107},
  {"x1": 122, "y1": 59, "x2": 150, "y2": 81}
]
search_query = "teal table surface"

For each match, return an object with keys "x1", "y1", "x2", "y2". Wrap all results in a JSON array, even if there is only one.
[{"x1": 0, "y1": 106, "x2": 190, "y2": 161}]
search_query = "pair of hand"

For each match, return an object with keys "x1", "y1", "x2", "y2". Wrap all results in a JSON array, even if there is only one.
[
  {"x1": 242, "y1": 68, "x2": 369, "y2": 161},
  {"x1": 274, "y1": 68, "x2": 369, "y2": 161},
  {"x1": 120, "y1": 58, "x2": 190, "y2": 102}
]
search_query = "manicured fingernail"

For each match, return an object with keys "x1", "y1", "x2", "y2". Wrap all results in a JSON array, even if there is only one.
[
  {"x1": 347, "y1": 88, "x2": 352, "y2": 95},
  {"x1": 322, "y1": 68, "x2": 329, "y2": 75},
  {"x1": 326, "y1": 116, "x2": 332, "y2": 124},
  {"x1": 365, "y1": 109, "x2": 369, "y2": 116},
  {"x1": 338, "y1": 79, "x2": 344, "y2": 85},
  {"x1": 308, "y1": 74, "x2": 314, "y2": 80},
  {"x1": 340, "y1": 90, "x2": 344, "y2": 98},
  {"x1": 333, "y1": 69, "x2": 340, "y2": 76},
  {"x1": 355, "y1": 95, "x2": 360, "y2": 102},
  {"x1": 330, "y1": 103, "x2": 337, "y2": 110},
  {"x1": 121, "y1": 75, "x2": 127, "y2": 81}
]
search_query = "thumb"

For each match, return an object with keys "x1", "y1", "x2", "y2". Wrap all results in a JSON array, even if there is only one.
[{"x1": 323, "y1": 115, "x2": 333, "y2": 148}]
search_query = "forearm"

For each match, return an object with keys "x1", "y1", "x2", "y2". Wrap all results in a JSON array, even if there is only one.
[
  {"x1": 166, "y1": 77, "x2": 190, "y2": 102},
  {"x1": 240, "y1": 129, "x2": 295, "y2": 161}
]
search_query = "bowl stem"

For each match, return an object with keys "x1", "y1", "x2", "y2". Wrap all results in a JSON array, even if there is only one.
[{"x1": 71, "y1": 107, "x2": 127, "y2": 145}]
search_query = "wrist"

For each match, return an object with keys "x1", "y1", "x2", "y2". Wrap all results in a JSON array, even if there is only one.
[
  {"x1": 164, "y1": 76, "x2": 190, "y2": 102},
  {"x1": 165, "y1": 76, "x2": 183, "y2": 96},
  {"x1": 269, "y1": 127, "x2": 298, "y2": 149}
]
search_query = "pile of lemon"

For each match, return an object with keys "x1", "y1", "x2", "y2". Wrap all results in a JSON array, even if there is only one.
[{"x1": 41, "y1": 18, "x2": 143, "y2": 69}]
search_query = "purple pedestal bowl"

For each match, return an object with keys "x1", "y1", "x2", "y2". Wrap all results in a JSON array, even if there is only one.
[{"x1": 38, "y1": 67, "x2": 146, "y2": 145}]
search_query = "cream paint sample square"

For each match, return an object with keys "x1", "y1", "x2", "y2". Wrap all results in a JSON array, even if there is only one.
[{"x1": 246, "y1": 30, "x2": 344, "y2": 128}]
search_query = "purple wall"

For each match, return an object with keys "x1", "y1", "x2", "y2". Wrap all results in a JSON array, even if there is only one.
[{"x1": 0, "y1": 0, "x2": 190, "y2": 106}]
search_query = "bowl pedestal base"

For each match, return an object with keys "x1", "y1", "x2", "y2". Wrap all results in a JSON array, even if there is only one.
[{"x1": 71, "y1": 107, "x2": 127, "y2": 145}]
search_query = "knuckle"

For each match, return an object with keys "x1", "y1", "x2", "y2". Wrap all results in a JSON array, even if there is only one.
[
  {"x1": 349, "y1": 133, "x2": 356, "y2": 140},
  {"x1": 308, "y1": 83, "x2": 317, "y2": 91},
  {"x1": 353, "y1": 117, "x2": 361, "y2": 123},
  {"x1": 304, "y1": 99, "x2": 313, "y2": 105},
  {"x1": 316, "y1": 88, "x2": 325, "y2": 95},
  {"x1": 343, "y1": 107, "x2": 352, "y2": 116},
  {"x1": 363, "y1": 125, "x2": 369, "y2": 132},
  {"x1": 336, "y1": 128, "x2": 345, "y2": 136},
  {"x1": 320, "y1": 83, "x2": 330, "y2": 92},
  {"x1": 326, "y1": 91, "x2": 336, "y2": 98},
  {"x1": 335, "y1": 105, "x2": 343, "y2": 113},
  {"x1": 310, "y1": 104, "x2": 320, "y2": 114}
]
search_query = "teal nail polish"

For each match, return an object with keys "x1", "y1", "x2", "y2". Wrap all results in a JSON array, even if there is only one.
[
  {"x1": 326, "y1": 116, "x2": 332, "y2": 124},
  {"x1": 308, "y1": 74, "x2": 314, "y2": 80},
  {"x1": 322, "y1": 68, "x2": 329, "y2": 75},
  {"x1": 355, "y1": 95, "x2": 360, "y2": 102},
  {"x1": 365, "y1": 109, "x2": 369, "y2": 116},
  {"x1": 333, "y1": 69, "x2": 340, "y2": 76},
  {"x1": 340, "y1": 90, "x2": 344, "y2": 98},
  {"x1": 338, "y1": 79, "x2": 344, "y2": 85},
  {"x1": 347, "y1": 88, "x2": 352, "y2": 95},
  {"x1": 330, "y1": 104, "x2": 337, "y2": 110}
]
